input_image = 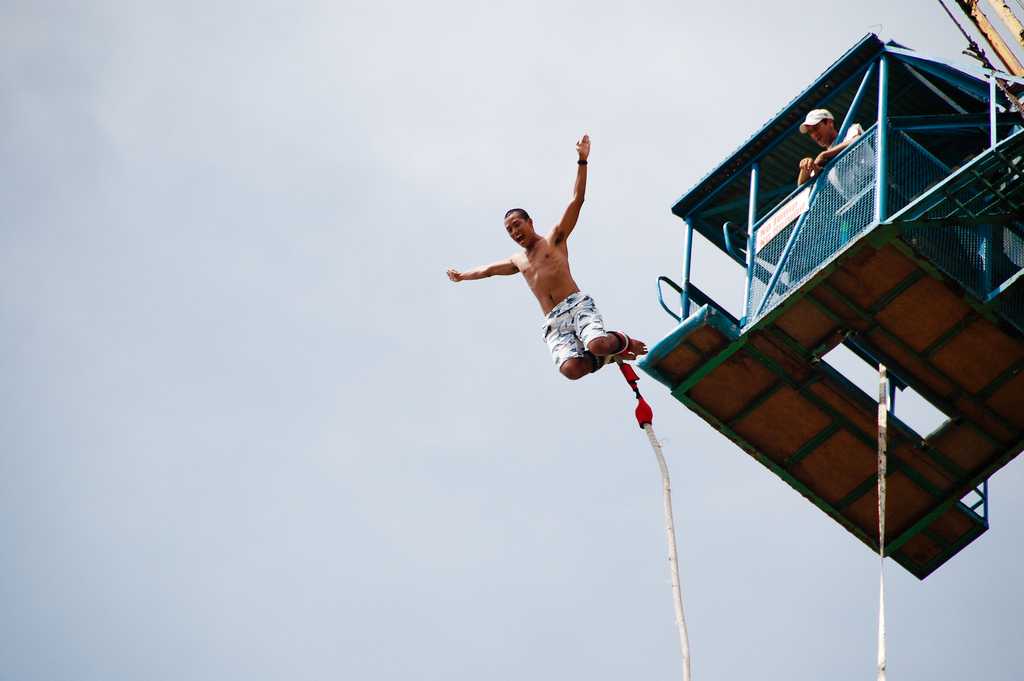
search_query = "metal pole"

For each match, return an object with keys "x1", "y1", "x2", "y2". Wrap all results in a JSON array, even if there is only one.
[
  {"x1": 744, "y1": 230, "x2": 755, "y2": 325},
  {"x1": 743, "y1": 164, "x2": 759, "y2": 323},
  {"x1": 983, "y1": 478, "x2": 990, "y2": 520},
  {"x1": 990, "y1": 73, "x2": 999, "y2": 148},
  {"x1": 985, "y1": 73, "x2": 998, "y2": 297},
  {"x1": 681, "y1": 218, "x2": 694, "y2": 319},
  {"x1": 838, "y1": 61, "x2": 878, "y2": 143},
  {"x1": 876, "y1": 364, "x2": 890, "y2": 681},
  {"x1": 876, "y1": 56, "x2": 890, "y2": 223}
]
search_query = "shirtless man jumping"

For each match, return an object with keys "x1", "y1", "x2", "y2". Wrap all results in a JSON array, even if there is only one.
[{"x1": 446, "y1": 135, "x2": 647, "y2": 380}]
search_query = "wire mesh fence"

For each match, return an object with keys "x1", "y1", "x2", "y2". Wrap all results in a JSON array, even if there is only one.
[
  {"x1": 899, "y1": 130, "x2": 1024, "y2": 331},
  {"x1": 741, "y1": 127, "x2": 1024, "y2": 330},
  {"x1": 748, "y1": 127, "x2": 878, "y2": 322}
]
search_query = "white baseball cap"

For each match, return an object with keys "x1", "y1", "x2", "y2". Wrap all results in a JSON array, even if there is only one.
[{"x1": 799, "y1": 109, "x2": 834, "y2": 133}]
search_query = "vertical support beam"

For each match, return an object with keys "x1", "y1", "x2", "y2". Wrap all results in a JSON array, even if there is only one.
[
  {"x1": 681, "y1": 218, "x2": 694, "y2": 318},
  {"x1": 744, "y1": 228, "x2": 755, "y2": 326},
  {"x1": 743, "y1": 164, "x2": 759, "y2": 324},
  {"x1": 983, "y1": 478, "x2": 989, "y2": 520},
  {"x1": 876, "y1": 56, "x2": 890, "y2": 223},
  {"x1": 878, "y1": 364, "x2": 890, "y2": 554},
  {"x1": 838, "y1": 61, "x2": 877, "y2": 143},
  {"x1": 984, "y1": 73, "x2": 996, "y2": 296},
  {"x1": 747, "y1": 164, "x2": 760, "y2": 237},
  {"x1": 990, "y1": 73, "x2": 999, "y2": 148},
  {"x1": 876, "y1": 363, "x2": 889, "y2": 681},
  {"x1": 983, "y1": 223, "x2": 995, "y2": 294}
]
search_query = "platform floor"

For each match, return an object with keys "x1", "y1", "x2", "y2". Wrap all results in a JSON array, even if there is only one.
[{"x1": 640, "y1": 232, "x2": 1024, "y2": 579}]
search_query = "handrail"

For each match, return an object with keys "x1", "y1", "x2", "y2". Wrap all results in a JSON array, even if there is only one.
[
  {"x1": 657, "y1": 276, "x2": 741, "y2": 326},
  {"x1": 657, "y1": 276, "x2": 683, "y2": 321},
  {"x1": 722, "y1": 222, "x2": 743, "y2": 260}
]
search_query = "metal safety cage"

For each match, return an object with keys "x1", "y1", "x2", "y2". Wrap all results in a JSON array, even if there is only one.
[{"x1": 641, "y1": 36, "x2": 1024, "y2": 579}]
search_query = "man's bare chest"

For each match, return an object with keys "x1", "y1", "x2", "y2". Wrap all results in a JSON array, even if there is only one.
[{"x1": 517, "y1": 246, "x2": 567, "y2": 275}]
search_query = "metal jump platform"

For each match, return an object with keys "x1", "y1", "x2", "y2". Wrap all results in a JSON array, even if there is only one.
[{"x1": 639, "y1": 35, "x2": 1024, "y2": 579}]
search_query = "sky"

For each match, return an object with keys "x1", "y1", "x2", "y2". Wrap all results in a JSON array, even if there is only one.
[{"x1": 3, "y1": 1, "x2": 1023, "y2": 679}]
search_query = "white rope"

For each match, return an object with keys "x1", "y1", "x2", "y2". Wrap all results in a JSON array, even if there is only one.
[
  {"x1": 642, "y1": 423, "x2": 692, "y2": 681},
  {"x1": 876, "y1": 366, "x2": 889, "y2": 681}
]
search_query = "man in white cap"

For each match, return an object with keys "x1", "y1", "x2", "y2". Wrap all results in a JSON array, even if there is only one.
[{"x1": 796, "y1": 109, "x2": 864, "y2": 185}]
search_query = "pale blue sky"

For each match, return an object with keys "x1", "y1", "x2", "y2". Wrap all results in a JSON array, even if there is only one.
[{"x1": 3, "y1": 1, "x2": 1022, "y2": 679}]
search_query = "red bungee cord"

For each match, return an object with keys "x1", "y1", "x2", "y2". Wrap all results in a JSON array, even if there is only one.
[{"x1": 617, "y1": 361, "x2": 653, "y2": 428}]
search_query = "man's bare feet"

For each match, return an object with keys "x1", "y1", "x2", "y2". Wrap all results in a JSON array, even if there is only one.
[{"x1": 619, "y1": 336, "x2": 648, "y2": 360}]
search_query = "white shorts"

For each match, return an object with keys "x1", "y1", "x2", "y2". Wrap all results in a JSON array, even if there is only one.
[{"x1": 542, "y1": 292, "x2": 607, "y2": 367}]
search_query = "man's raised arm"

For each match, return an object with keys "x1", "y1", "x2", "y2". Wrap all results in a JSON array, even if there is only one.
[
  {"x1": 550, "y1": 134, "x2": 590, "y2": 245},
  {"x1": 447, "y1": 259, "x2": 518, "y2": 282}
]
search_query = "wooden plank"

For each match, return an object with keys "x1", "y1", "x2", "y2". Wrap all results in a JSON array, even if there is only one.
[
  {"x1": 874, "y1": 276, "x2": 973, "y2": 353},
  {"x1": 929, "y1": 420, "x2": 1001, "y2": 472},
  {"x1": 790, "y1": 429, "x2": 877, "y2": 504},
  {"x1": 986, "y1": 369, "x2": 1024, "y2": 429},
  {"x1": 844, "y1": 470, "x2": 938, "y2": 540},
  {"x1": 828, "y1": 244, "x2": 919, "y2": 310},
  {"x1": 774, "y1": 296, "x2": 841, "y2": 350},
  {"x1": 687, "y1": 351, "x2": 778, "y2": 423},
  {"x1": 654, "y1": 343, "x2": 705, "y2": 386},
  {"x1": 930, "y1": 316, "x2": 1024, "y2": 393},
  {"x1": 731, "y1": 385, "x2": 833, "y2": 462},
  {"x1": 894, "y1": 533, "x2": 942, "y2": 572}
]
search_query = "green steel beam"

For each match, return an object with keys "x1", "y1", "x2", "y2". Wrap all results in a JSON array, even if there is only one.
[
  {"x1": 891, "y1": 112, "x2": 1023, "y2": 130},
  {"x1": 790, "y1": 286, "x2": 974, "y2": 477},
  {"x1": 739, "y1": 342, "x2": 952, "y2": 503},
  {"x1": 977, "y1": 356, "x2": 1024, "y2": 400},
  {"x1": 868, "y1": 269, "x2": 927, "y2": 313},
  {"x1": 835, "y1": 474, "x2": 883, "y2": 511},
  {"x1": 884, "y1": 237, "x2": 1006, "y2": 327},
  {"x1": 676, "y1": 393, "x2": 878, "y2": 550},
  {"x1": 816, "y1": 279, "x2": 1012, "y2": 441},
  {"x1": 921, "y1": 312, "x2": 978, "y2": 358},
  {"x1": 923, "y1": 528, "x2": 951, "y2": 550},
  {"x1": 726, "y1": 380, "x2": 786, "y2": 427},
  {"x1": 785, "y1": 424, "x2": 842, "y2": 467},
  {"x1": 985, "y1": 265, "x2": 1024, "y2": 303},
  {"x1": 885, "y1": 434, "x2": 1024, "y2": 556},
  {"x1": 884, "y1": 131, "x2": 1024, "y2": 224},
  {"x1": 915, "y1": 522, "x2": 987, "y2": 577},
  {"x1": 671, "y1": 336, "x2": 748, "y2": 396},
  {"x1": 663, "y1": 327, "x2": 1017, "y2": 578},
  {"x1": 896, "y1": 215, "x2": 1022, "y2": 228},
  {"x1": 968, "y1": 164, "x2": 1024, "y2": 212},
  {"x1": 743, "y1": 343, "x2": 877, "y2": 451},
  {"x1": 674, "y1": 338, "x2": 953, "y2": 544}
]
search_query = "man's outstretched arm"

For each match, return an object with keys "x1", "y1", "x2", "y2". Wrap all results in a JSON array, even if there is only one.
[
  {"x1": 550, "y1": 134, "x2": 590, "y2": 245},
  {"x1": 447, "y1": 259, "x2": 518, "y2": 282}
]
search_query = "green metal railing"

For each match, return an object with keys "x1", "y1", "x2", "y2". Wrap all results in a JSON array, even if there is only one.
[
  {"x1": 745, "y1": 126, "x2": 879, "y2": 323},
  {"x1": 740, "y1": 126, "x2": 1024, "y2": 331}
]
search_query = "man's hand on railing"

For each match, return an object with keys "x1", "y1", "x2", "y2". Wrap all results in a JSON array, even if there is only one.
[{"x1": 798, "y1": 157, "x2": 822, "y2": 184}]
